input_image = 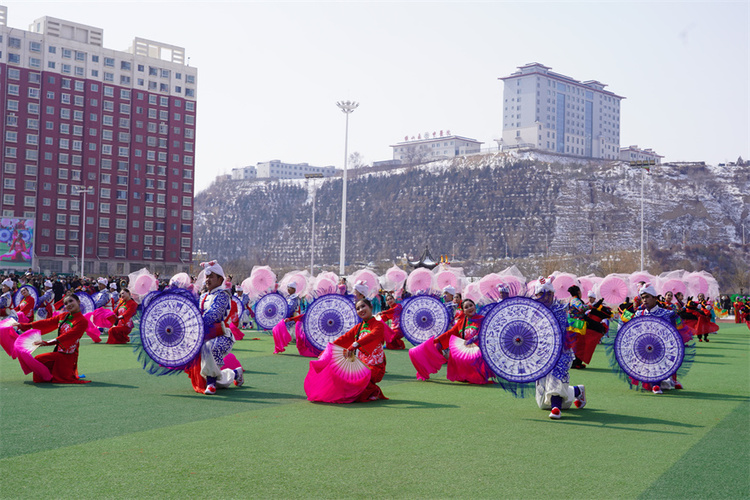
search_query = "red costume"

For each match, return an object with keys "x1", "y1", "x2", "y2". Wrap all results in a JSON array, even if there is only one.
[
  {"x1": 380, "y1": 303, "x2": 405, "y2": 349},
  {"x1": 333, "y1": 318, "x2": 387, "y2": 401},
  {"x1": 19, "y1": 312, "x2": 90, "y2": 384},
  {"x1": 734, "y1": 300, "x2": 744, "y2": 323},
  {"x1": 106, "y1": 298, "x2": 137, "y2": 344},
  {"x1": 15, "y1": 295, "x2": 35, "y2": 322},
  {"x1": 434, "y1": 314, "x2": 492, "y2": 384}
]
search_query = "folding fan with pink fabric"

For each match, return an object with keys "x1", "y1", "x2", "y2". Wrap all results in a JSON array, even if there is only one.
[
  {"x1": 13, "y1": 330, "x2": 52, "y2": 381},
  {"x1": 350, "y1": 269, "x2": 380, "y2": 298},
  {"x1": 597, "y1": 274, "x2": 630, "y2": 305},
  {"x1": 408, "y1": 337, "x2": 446, "y2": 380},
  {"x1": 0, "y1": 318, "x2": 19, "y2": 358},
  {"x1": 83, "y1": 308, "x2": 115, "y2": 343},
  {"x1": 383, "y1": 265, "x2": 408, "y2": 291},
  {"x1": 250, "y1": 266, "x2": 277, "y2": 295},
  {"x1": 406, "y1": 268, "x2": 434, "y2": 295},
  {"x1": 551, "y1": 272, "x2": 578, "y2": 300},
  {"x1": 304, "y1": 344, "x2": 371, "y2": 403}
]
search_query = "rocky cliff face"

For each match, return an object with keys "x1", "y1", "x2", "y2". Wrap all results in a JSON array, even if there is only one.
[{"x1": 194, "y1": 152, "x2": 750, "y2": 286}]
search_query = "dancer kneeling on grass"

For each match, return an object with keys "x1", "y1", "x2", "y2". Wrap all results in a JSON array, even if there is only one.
[
  {"x1": 16, "y1": 292, "x2": 90, "y2": 384},
  {"x1": 105, "y1": 288, "x2": 138, "y2": 344},
  {"x1": 334, "y1": 299, "x2": 387, "y2": 401},
  {"x1": 187, "y1": 261, "x2": 243, "y2": 395},
  {"x1": 305, "y1": 298, "x2": 387, "y2": 403},
  {"x1": 532, "y1": 278, "x2": 586, "y2": 420}
]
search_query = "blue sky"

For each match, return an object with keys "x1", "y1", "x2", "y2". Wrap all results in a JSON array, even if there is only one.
[{"x1": 5, "y1": 1, "x2": 749, "y2": 192}]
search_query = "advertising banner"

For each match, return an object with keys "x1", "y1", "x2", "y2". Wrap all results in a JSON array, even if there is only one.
[{"x1": 0, "y1": 218, "x2": 34, "y2": 271}]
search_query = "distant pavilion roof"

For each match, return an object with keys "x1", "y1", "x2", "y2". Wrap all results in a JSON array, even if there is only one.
[{"x1": 409, "y1": 245, "x2": 438, "y2": 270}]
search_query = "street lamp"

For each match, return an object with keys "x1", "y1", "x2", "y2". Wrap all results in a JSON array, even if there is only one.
[
  {"x1": 336, "y1": 100, "x2": 358, "y2": 276},
  {"x1": 304, "y1": 173, "x2": 324, "y2": 275},
  {"x1": 73, "y1": 185, "x2": 94, "y2": 278},
  {"x1": 630, "y1": 160, "x2": 655, "y2": 271}
]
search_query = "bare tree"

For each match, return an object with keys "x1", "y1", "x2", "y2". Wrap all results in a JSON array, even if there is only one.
[
  {"x1": 348, "y1": 151, "x2": 367, "y2": 170},
  {"x1": 401, "y1": 144, "x2": 431, "y2": 167}
]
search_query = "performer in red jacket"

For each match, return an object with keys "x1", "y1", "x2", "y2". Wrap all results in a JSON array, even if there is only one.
[
  {"x1": 333, "y1": 298, "x2": 387, "y2": 402},
  {"x1": 14, "y1": 286, "x2": 35, "y2": 322},
  {"x1": 106, "y1": 288, "x2": 138, "y2": 344},
  {"x1": 17, "y1": 292, "x2": 90, "y2": 384}
]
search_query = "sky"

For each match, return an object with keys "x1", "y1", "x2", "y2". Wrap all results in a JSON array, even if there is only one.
[{"x1": 4, "y1": 1, "x2": 749, "y2": 193}]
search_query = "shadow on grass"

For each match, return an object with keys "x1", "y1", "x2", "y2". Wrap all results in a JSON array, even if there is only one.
[
  {"x1": 165, "y1": 389, "x2": 306, "y2": 403},
  {"x1": 666, "y1": 391, "x2": 749, "y2": 402},
  {"x1": 524, "y1": 409, "x2": 702, "y2": 434},
  {"x1": 23, "y1": 380, "x2": 139, "y2": 389},
  {"x1": 309, "y1": 399, "x2": 459, "y2": 409}
]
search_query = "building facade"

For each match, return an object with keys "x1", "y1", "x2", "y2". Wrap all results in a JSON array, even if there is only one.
[
  {"x1": 390, "y1": 132, "x2": 482, "y2": 164},
  {"x1": 0, "y1": 7, "x2": 196, "y2": 276},
  {"x1": 499, "y1": 63, "x2": 624, "y2": 160},
  {"x1": 231, "y1": 165, "x2": 257, "y2": 180},
  {"x1": 254, "y1": 160, "x2": 335, "y2": 179},
  {"x1": 619, "y1": 145, "x2": 663, "y2": 164}
]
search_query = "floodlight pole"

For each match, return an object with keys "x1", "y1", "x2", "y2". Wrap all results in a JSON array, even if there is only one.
[
  {"x1": 336, "y1": 100, "x2": 358, "y2": 276},
  {"x1": 305, "y1": 173, "x2": 324, "y2": 276},
  {"x1": 73, "y1": 185, "x2": 94, "y2": 278}
]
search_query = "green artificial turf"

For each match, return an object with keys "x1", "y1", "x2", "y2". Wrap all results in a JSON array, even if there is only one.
[{"x1": 1, "y1": 324, "x2": 748, "y2": 499}]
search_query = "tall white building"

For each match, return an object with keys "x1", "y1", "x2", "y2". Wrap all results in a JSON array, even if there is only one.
[{"x1": 499, "y1": 63, "x2": 624, "y2": 160}]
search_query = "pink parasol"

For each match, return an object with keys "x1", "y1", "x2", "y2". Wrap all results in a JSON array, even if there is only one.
[
  {"x1": 659, "y1": 278, "x2": 687, "y2": 297},
  {"x1": 497, "y1": 276, "x2": 524, "y2": 297},
  {"x1": 169, "y1": 272, "x2": 191, "y2": 289},
  {"x1": 350, "y1": 270, "x2": 379, "y2": 298},
  {"x1": 384, "y1": 265, "x2": 408, "y2": 291},
  {"x1": 479, "y1": 274, "x2": 504, "y2": 300},
  {"x1": 314, "y1": 278, "x2": 337, "y2": 296},
  {"x1": 684, "y1": 273, "x2": 709, "y2": 297},
  {"x1": 304, "y1": 344, "x2": 371, "y2": 403},
  {"x1": 552, "y1": 272, "x2": 578, "y2": 300},
  {"x1": 578, "y1": 275, "x2": 599, "y2": 299},
  {"x1": 598, "y1": 274, "x2": 630, "y2": 305},
  {"x1": 435, "y1": 269, "x2": 459, "y2": 292},
  {"x1": 240, "y1": 277, "x2": 255, "y2": 296},
  {"x1": 629, "y1": 271, "x2": 654, "y2": 287},
  {"x1": 463, "y1": 282, "x2": 483, "y2": 303},
  {"x1": 132, "y1": 274, "x2": 157, "y2": 297},
  {"x1": 406, "y1": 268, "x2": 434, "y2": 294},
  {"x1": 251, "y1": 266, "x2": 276, "y2": 295}
]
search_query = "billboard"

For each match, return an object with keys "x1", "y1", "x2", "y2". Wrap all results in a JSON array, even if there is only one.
[{"x1": 0, "y1": 218, "x2": 35, "y2": 271}]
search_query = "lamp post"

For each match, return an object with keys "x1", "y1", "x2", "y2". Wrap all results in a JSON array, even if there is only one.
[
  {"x1": 73, "y1": 185, "x2": 94, "y2": 278},
  {"x1": 630, "y1": 160, "x2": 654, "y2": 271},
  {"x1": 336, "y1": 100, "x2": 358, "y2": 276},
  {"x1": 305, "y1": 173, "x2": 324, "y2": 276}
]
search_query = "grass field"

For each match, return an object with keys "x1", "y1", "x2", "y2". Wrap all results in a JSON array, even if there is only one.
[{"x1": 1, "y1": 322, "x2": 748, "y2": 499}]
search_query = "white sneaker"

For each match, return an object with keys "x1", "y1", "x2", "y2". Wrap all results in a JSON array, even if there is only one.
[
  {"x1": 652, "y1": 385, "x2": 663, "y2": 394},
  {"x1": 549, "y1": 407, "x2": 561, "y2": 419},
  {"x1": 204, "y1": 384, "x2": 216, "y2": 395},
  {"x1": 234, "y1": 369, "x2": 244, "y2": 387},
  {"x1": 574, "y1": 385, "x2": 586, "y2": 408}
]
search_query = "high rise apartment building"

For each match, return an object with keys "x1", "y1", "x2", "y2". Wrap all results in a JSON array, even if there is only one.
[
  {"x1": 0, "y1": 7, "x2": 197, "y2": 276},
  {"x1": 499, "y1": 63, "x2": 623, "y2": 160}
]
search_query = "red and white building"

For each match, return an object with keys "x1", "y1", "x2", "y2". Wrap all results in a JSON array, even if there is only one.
[{"x1": 1, "y1": 7, "x2": 196, "y2": 276}]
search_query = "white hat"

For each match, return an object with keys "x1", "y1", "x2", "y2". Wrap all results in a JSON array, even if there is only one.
[
  {"x1": 587, "y1": 290, "x2": 596, "y2": 299},
  {"x1": 287, "y1": 281, "x2": 297, "y2": 291},
  {"x1": 354, "y1": 280, "x2": 369, "y2": 296},
  {"x1": 109, "y1": 283, "x2": 117, "y2": 290},
  {"x1": 97, "y1": 277, "x2": 108, "y2": 285},
  {"x1": 1, "y1": 279, "x2": 12, "y2": 289},
  {"x1": 200, "y1": 260, "x2": 225, "y2": 278},
  {"x1": 44, "y1": 280, "x2": 53, "y2": 288},
  {"x1": 443, "y1": 285, "x2": 456, "y2": 295},
  {"x1": 534, "y1": 276, "x2": 555, "y2": 295},
  {"x1": 639, "y1": 283, "x2": 658, "y2": 297}
]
